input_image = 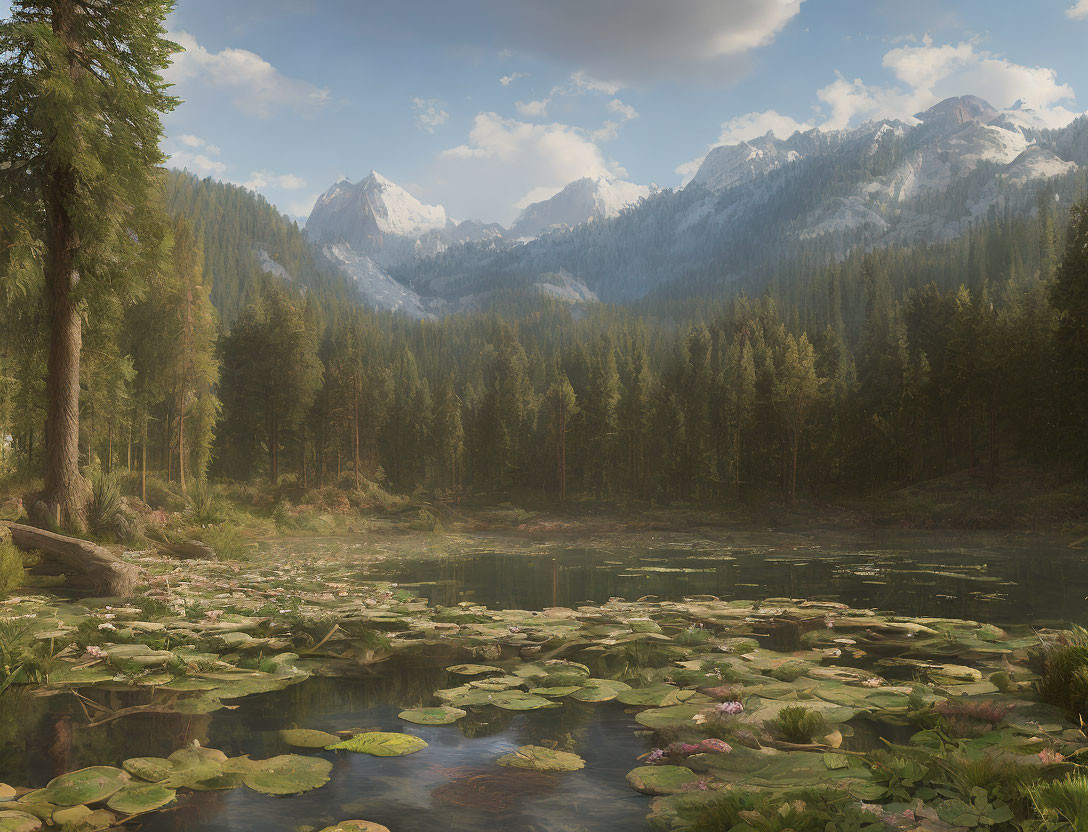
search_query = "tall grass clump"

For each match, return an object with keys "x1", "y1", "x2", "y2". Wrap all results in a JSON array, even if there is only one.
[
  {"x1": 766, "y1": 706, "x2": 828, "y2": 744},
  {"x1": 188, "y1": 478, "x2": 227, "y2": 525},
  {"x1": 0, "y1": 541, "x2": 25, "y2": 596},
  {"x1": 1034, "y1": 626, "x2": 1088, "y2": 722},
  {"x1": 1029, "y1": 774, "x2": 1088, "y2": 831}
]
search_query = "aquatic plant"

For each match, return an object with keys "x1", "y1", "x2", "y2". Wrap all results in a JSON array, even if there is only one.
[
  {"x1": 1034, "y1": 638, "x2": 1088, "y2": 722},
  {"x1": 766, "y1": 706, "x2": 828, "y2": 744},
  {"x1": 1029, "y1": 774, "x2": 1088, "y2": 831},
  {"x1": 692, "y1": 791, "x2": 883, "y2": 832}
]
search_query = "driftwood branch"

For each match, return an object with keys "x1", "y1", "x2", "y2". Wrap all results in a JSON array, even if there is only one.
[{"x1": 5, "y1": 521, "x2": 141, "y2": 596}]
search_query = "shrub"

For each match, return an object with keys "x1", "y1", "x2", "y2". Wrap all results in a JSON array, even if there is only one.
[
  {"x1": 410, "y1": 508, "x2": 442, "y2": 532},
  {"x1": 187, "y1": 478, "x2": 227, "y2": 525},
  {"x1": 766, "y1": 706, "x2": 828, "y2": 744},
  {"x1": 193, "y1": 524, "x2": 251, "y2": 561},
  {"x1": 0, "y1": 541, "x2": 25, "y2": 596}
]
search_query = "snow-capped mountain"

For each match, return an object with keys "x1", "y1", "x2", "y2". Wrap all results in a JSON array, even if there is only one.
[
  {"x1": 511, "y1": 175, "x2": 651, "y2": 238},
  {"x1": 308, "y1": 96, "x2": 1086, "y2": 314}
]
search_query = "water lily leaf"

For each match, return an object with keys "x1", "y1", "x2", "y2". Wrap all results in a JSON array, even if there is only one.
[
  {"x1": 240, "y1": 755, "x2": 333, "y2": 796},
  {"x1": 317, "y1": 823, "x2": 390, "y2": 832},
  {"x1": 469, "y1": 675, "x2": 523, "y2": 691},
  {"x1": 626, "y1": 765, "x2": 701, "y2": 795},
  {"x1": 529, "y1": 686, "x2": 582, "y2": 697},
  {"x1": 122, "y1": 758, "x2": 173, "y2": 784},
  {"x1": 617, "y1": 685, "x2": 688, "y2": 707},
  {"x1": 327, "y1": 732, "x2": 428, "y2": 756},
  {"x1": 0, "y1": 811, "x2": 41, "y2": 832},
  {"x1": 445, "y1": 664, "x2": 501, "y2": 676},
  {"x1": 570, "y1": 679, "x2": 631, "y2": 703},
  {"x1": 39, "y1": 767, "x2": 129, "y2": 807},
  {"x1": 496, "y1": 746, "x2": 585, "y2": 772},
  {"x1": 49, "y1": 806, "x2": 114, "y2": 831},
  {"x1": 435, "y1": 686, "x2": 497, "y2": 707},
  {"x1": 0, "y1": 788, "x2": 14, "y2": 803},
  {"x1": 280, "y1": 729, "x2": 341, "y2": 748},
  {"x1": 105, "y1": 784, "x2": 176, "y2": 815},
  {"x1": 489, "y1": 691, "x2": 557, "y2": 711},
  {"x1": 162, "y1": 747, "x2": 228, "y2": 789},
  {"x1": 398, "y1": 706, "x2": 467, "y2": 725},
  {"x1": 634, "y1": 704, "x2": 706, "y2": 731}
]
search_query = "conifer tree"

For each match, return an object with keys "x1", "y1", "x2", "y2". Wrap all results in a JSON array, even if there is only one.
[{"x1": 0, "y1": 0, "x2": 178, "y2": 525}]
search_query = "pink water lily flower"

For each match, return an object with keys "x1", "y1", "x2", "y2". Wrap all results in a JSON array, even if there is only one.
[
  {"x1": 1038, "y1": 748, "x2": 1065, "y2": 765},
  {"x1": 715, "y1": 700, "x2": 744, "y2": 715}
]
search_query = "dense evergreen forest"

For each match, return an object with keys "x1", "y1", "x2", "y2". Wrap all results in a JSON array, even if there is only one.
[{"x1": 4, "y1": 166, "x2": 1088, "y2": 508}]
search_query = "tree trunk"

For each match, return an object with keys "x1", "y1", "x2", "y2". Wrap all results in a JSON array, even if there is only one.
[
  {"x1": 177, "y1": 398, "x2": 185, "y2": 492},
  {"x1": 353, "y1": 375, "x2": 360, "y2": 491},
  {"x1": 790, "y1": 431, "x2": 799, "y2": 505},
  {"x1": 141, "y1": 418, "x2": 147, "y2": 503},
  {"x1": 42, "y1": 168, "x2": 89, "y2": 529}
]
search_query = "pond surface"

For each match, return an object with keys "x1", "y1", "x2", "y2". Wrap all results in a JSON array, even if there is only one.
[
  {"x1": 2, "y1": 659, "x2": 652, "y2": 832},
  {"x1": 357, "y1": 528, "x2": 1088, "y2": 629},
  {"x1": 4, "y1": 527, "x2": 1085, "y2": 832}
]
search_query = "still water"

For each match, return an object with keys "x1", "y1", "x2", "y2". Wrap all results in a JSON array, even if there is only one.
[
  {"x1": 360, "y1": 529, "x2": 1088, "y2": 628},
  {"x1": 3, "y1": 530, "x2": 1085, "y2": 831}
]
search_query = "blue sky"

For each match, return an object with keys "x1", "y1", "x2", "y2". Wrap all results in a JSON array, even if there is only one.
[{"x1": 4, "y1": 0, "x2": 1088, "y2": 224}]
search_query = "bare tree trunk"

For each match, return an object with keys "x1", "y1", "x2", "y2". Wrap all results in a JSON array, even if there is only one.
[
  {"x1": 353, "y1": 374, "x2": 360, "y2": 490},
  {"x1": 42, "y1": 170, "x2": 89, "y2": 528},
  {"x1": 141, "y1": 419, "x2": 147, "y2": 503}
]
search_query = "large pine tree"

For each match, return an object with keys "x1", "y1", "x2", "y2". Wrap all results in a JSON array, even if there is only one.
[{"x1": 0, "y1": 0, "x2": 178, "y2": 526}]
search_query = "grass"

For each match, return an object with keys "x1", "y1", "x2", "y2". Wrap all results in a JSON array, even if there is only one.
[
  {"x1": 766, "y1": 706, "x2": 828, "y2": 744},
  {"x1": 1030, "y1": 774, "x2": 1088, "y2": 831},
  {"x1": 0, "y1": 541, "x2": 25, "y2": 596}
]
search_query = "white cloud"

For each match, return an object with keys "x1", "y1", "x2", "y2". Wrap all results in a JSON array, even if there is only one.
[
  {"x1": 177, "y1": 134, "x2": 221, "y2": 155},
  {"x1": 287, "y1": 193, "x2": 321, "y2": 220},
  {"x1": 168, "y1": 150, "x2": 227, "y2": 177},
  {"x1": 675, "y1": 109, "x2": 813, "y2": 183},
  {"x1": 410, "y1": 97, "x2": 450, "y2": 133},
  {"x1": 817, "y1": 38, "x2": 1079, "y2": 129},
  {"x1": 243, "y1": 170, "x2": 306, "y2": 190},
  {"x1": 500, "y1": 72, "x2": 527, "y2": 86},
  {"x1": 434, "y1": 112, "x2": 623, "y2": 222},
  {"x1": 591, "y1": 98, "x2": 640, "y2": 141},
  {"x1": 570, "y1": 71, "x2": 622, "y2": 95},
  {"x1": 1067, "y1": 1, "x2": 1088, "y2": 19},
  {"x1": 515, "y1": 98, "x2": 551, "y2": 118},
  {"x1": 166, "y1": 31, "x2": 330, "y2": 118},
  {"x1": 606, "y1": 99, "x2": 639, "y2": 121}
]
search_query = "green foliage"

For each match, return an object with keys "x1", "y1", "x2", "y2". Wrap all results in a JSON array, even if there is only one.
[
  {"x1": 1035, "y1": 635, "x2": 1088, "y2": 722},
  {"x1": 1030, "y1": 774, "x2": 1088, "y2": 831},
  {"x1": 766, "y1": 706, "x2": 828, "y2": 744},
  {"x1": 87, "y1": 475, "x2": 137, "y2": 542},
  {"x1": 193, "y1": 524, "x2": 251, "y2": 561},
  {"x1": 187, "y1": 478, "x2": 226, "y2": 525},
  {"x1": 0, "y1": 542, "x2": 24, "y2": 596},
  {"x1": 692, "y1": 790, "x2": 884, "y2": 832}
]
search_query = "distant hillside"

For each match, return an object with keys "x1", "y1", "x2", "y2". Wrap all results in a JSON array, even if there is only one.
[{"x1": 164, "y1": 170, "x2": 359, "y2": 327}]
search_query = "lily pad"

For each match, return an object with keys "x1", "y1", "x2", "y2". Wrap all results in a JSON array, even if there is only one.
[
  {"x1": 49, "y1": 806, "x2": 114, "y2": 831},
  {"x1": 106, "y1": 784, "x2": 176, "y2": 815},
  {"x1": 445, "y1": 664, "x2": 501, "y2": 676},
  {"x1": 280, "y1": 728, "x2": 341, "y2": 748},
  {"x1": 240, "y1": 755, "x2": 333, "y2": 796},
  {"x1": 0, "y1": 789, "x2": 13, "y2": 803},
  {"x1": 529, "y1": 686, "x2": 582, "y2": 697},
  {"x1": 0, "y1": 812, "x2": 41, "y2": 832},
  {"x1": 489, "y1": 691, "x2": 557, "y2": 711},
  {"x1": 496, "y1": 746, "x2": 585, "y2": 772},
  {"x1": 626, "y1": 765, "x2": 701, "y2": 795},
  {"x1": 39, "y1": 767, "x2": 129, "y2": 806},
  {"x1": 617, "y1": 685, "x2": 690, "y2": 707},
  {"x1": 570, "y1": 679, "x2": 632, "y2": 703},
  {"x1": 398, "y1": 706, "x2": 467, "y2": 725},
  {"x1": 317, "y1": 824, "x2": 390, "y2": 832},
  {"x1": 634, "y1": 704, "x2": 706, "y2": 731},
  {"x1": 327, "y1": 732, "x2": 428, "y2": 756}
]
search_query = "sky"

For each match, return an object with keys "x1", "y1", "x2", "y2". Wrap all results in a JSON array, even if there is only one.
[{"x1": 4, "y1": 0, "x2": 1088, "y2": 225}]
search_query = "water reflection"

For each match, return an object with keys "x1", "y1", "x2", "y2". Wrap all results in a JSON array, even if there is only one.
[{"x1": 0, "y1": 658, "x2": 652, "y2": 832}]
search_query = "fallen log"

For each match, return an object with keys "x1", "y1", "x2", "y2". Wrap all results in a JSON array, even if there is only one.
[{"x1": 5, "y1": 522, "x2": 141, "y2": 596}]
